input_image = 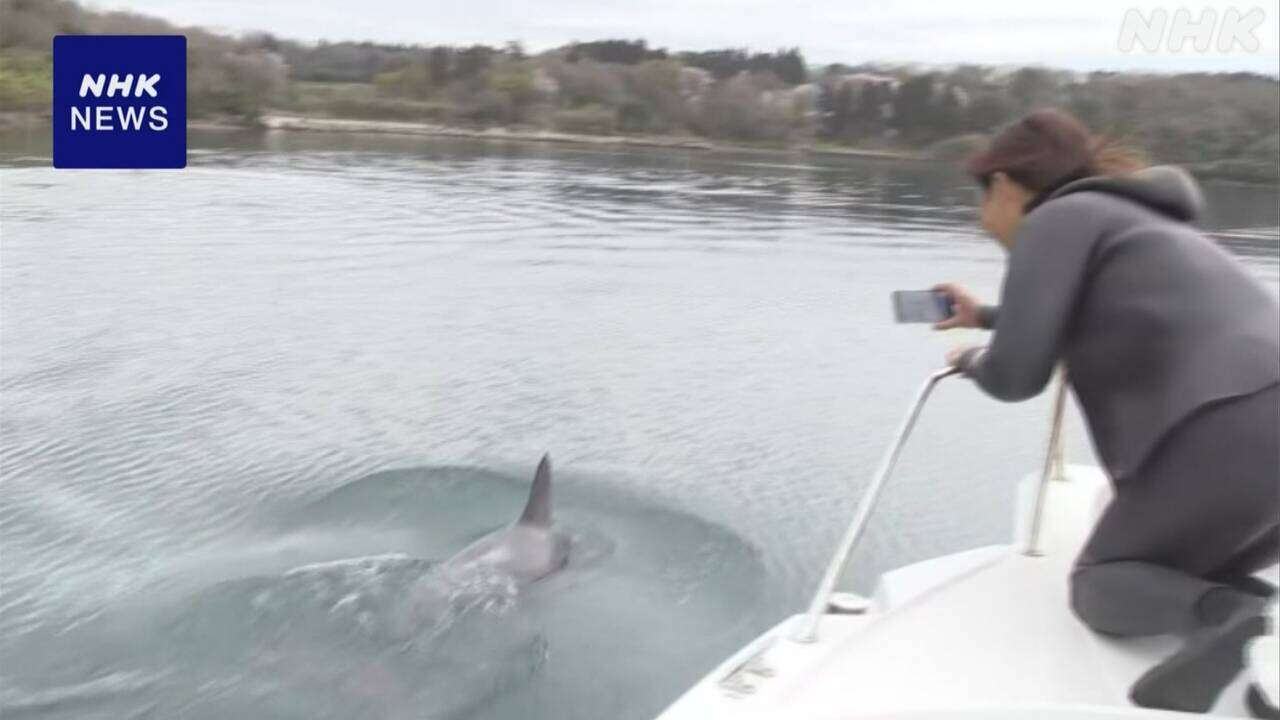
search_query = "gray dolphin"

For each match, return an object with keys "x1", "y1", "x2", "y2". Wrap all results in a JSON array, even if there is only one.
[{"x1": 441, "y1": 454, "x2": 569, "y2": 584}]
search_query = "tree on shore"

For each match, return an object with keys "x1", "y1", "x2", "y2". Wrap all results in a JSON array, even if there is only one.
[{"x1": 2, "y1": 0, "x2": 1276, "y2": 179}]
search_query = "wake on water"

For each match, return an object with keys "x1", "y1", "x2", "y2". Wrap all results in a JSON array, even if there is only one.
[
  {"x1": 0, "y1": 466, "x2": 768, "y2": 720},
  {"x1": 4, "y1": 556, "x2": 546, "y2": 719}
]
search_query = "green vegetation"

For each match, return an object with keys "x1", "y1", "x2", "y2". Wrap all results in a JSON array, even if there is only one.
[
  {"x1": 2, "y1": 0, "x2": 286, "y2": 121},
  {"x1": 0, "y1": 48, "x2": 50, "y2": 111},
  {"x1": 2, "y1": 0, "x2": 1277, "y2": 181},
  {"x1": 285, "y1": 81, "x2": 453, "y2": 123}
]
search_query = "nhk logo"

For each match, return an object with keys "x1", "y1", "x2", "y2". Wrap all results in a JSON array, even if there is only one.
[
  {"x1": 73, "y1": 73, "x2": 170, "y2": 131},
  {"x1": 53, "y1": 35, "x2": 186, "y2": 168}
]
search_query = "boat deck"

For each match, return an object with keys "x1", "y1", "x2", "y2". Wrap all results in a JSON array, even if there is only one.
[{"x1": 657, "y1": 465, "x2": 1278, "y2": 719}]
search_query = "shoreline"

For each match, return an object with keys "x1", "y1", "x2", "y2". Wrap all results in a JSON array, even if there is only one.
[
  {"x1": 223, "y1": 114, "x2": 932, "y2": 162},
  {"x1": 3, "y1": 111, "x2": 1275, "y2": 184},
  {"x1": 230, "y1": 115, "x2": 1280, "y2": 184}
]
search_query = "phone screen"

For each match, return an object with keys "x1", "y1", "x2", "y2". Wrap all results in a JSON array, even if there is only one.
[{"x1": 892, "y1": 290, "x2": 952, "y2": 323}]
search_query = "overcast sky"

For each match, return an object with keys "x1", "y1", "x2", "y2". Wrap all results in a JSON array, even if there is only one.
[{"x1": 96, "y1": 0, "x2": 1280, "y2": 74}]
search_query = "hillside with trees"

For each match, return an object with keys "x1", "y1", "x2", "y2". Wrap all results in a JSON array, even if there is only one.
[{"x1": 1, "y1": 0, "x2": 1277, "y2": 181}]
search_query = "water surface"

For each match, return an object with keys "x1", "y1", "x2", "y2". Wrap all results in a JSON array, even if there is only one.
[{"x1": 2, "y1": 130, "x2": 1277, "y2": 718}]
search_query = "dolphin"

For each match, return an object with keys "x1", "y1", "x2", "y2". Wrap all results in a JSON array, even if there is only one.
[{"x1": 440, "y1": 454, "x2": 570, "y2": 584}]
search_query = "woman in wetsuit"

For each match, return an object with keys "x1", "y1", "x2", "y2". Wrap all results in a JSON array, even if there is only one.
[{"x1": 934, "y1": 109, "x2": 1279, "y2": 713}]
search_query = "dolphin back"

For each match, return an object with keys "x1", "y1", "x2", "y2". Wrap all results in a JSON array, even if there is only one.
[{"x1": 518, "y1": 454, "x2": 552, "y2": 527}]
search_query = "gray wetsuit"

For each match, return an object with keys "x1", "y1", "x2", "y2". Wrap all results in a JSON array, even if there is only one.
[{"x1": 958, "y1": 166, "x2": 1280, "y2": 636}]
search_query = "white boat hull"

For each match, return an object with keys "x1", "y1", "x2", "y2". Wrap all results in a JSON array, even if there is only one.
[{"x1": 656, "y1": 465, "x2": 1279, "y2": 719}]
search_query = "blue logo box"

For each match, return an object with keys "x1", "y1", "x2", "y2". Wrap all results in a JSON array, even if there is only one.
[{"x1": 53, "y1": 35, "x2": 186, "y2": 169}]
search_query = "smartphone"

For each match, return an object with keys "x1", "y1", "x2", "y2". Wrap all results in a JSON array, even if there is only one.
[{"x1": 892, "y1": 290, "x2": 953, "y2": 324}]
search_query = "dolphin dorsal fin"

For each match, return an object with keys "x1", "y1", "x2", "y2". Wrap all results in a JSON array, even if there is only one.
[{"x1": 518, "y1": 454, "x2": 553, "y2": 527}]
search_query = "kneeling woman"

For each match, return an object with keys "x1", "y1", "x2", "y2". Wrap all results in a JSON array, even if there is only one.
[{"x1": 935, "y1": 109, "x2": 1279, "y2": 712}]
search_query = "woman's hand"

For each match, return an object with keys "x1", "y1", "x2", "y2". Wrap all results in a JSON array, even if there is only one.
[
  {"x1": 946, "y1": 345, "x2": 981, "y2": 368},
  {"x1": 932, "y1": 283, "x2": 983, "y2": 330}
]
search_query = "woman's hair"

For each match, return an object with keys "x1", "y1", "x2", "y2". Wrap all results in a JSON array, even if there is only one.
[{"x1": 966, "y1": 109, "x2": 1147, "y2": 197}]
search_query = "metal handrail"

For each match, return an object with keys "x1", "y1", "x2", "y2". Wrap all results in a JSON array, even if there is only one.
[
  {"x1": 791, "y1": 366, "x2": 1073, "y2": 643},
  {"x1": 791, "y1": 366, "x2": 960, "y2": 643},
  {"x1": 1023, "y1": 370, "x2": 1069, "y2": 557}
]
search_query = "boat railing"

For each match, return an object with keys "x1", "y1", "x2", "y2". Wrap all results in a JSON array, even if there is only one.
[
  {"x1": 1024, "y1": 372, "x2": 1069, "y2": 557},
  {"x1": 790, "y1": 366, "x2": 1069, "y2": 643}
]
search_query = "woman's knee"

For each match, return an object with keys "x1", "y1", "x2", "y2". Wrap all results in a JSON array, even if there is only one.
[
  {"x1": 1069, "y1": 560, "x2": 1214, "y2": 636},
  {"x1": 1069, "y1": 561, "x2": 1172, "y2": 636},
  {"x1": 1069, "y1": 565, "x2": 1125, "y2": 635}
]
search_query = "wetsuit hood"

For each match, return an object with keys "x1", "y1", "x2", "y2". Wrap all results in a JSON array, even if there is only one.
[{"x1": 1047, "y1": 165, "x2": 1204, "y2": 222}]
